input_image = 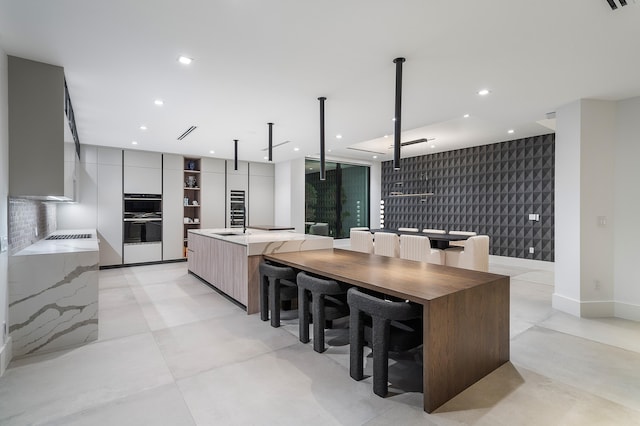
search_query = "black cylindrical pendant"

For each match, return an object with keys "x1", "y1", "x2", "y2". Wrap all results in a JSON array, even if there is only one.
[
  {"x1": 267, "y1": 123, "x2": 273, "y2": 162},
  {"x1": 393, "y1": 57, "x2": 405, "y2": 170},
  {"x1": 234, "y1": 139, "x2": 238, "y2": 170},
  {"x1": 318, "y1": 97, "x2": 327, "y2": 181}
]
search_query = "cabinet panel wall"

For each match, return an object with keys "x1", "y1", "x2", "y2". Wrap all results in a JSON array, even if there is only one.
[
  {"x1": 97, "y1": 147, "x2": 123, "y2": 266},
  {"x1": 123, "y1": 151, "x2": 162, "y2": 194},
  {"x1": 163, "y1": 154, "x2": 183, "y2": 260},
  {"x1": 249, "y1": 163, "x2": 274, "y2": 226}
]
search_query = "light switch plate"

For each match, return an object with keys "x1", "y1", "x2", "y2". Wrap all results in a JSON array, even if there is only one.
[{"x1": 0, "y1": 236, "x2": 7, "y2": 253}]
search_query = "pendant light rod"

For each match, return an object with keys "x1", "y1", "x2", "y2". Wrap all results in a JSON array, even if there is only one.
[
  {"x1": 234, "y1": 139, "x2": 238, "y2": 170},
  {"x1": 318, "y1": 96, "x2": 327, "y2": 181},
  {"x1": 393, "y1": 57, "x2": 405, "y2": 170},
  {"x1": 267, "y1": 122, "x2": 274, "y2": 162}
]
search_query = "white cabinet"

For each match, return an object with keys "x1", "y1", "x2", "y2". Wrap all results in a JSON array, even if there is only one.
[
  {"x1": 123, "y1": 150, "x2": 162, "y2": 194},
  {"x1": 97, "y1": 147, "x2": 123, "y2": 266},
  {"x1": 163, "y1": 154, "x2": 184, "y2": 260},
  {"x1": 201, "y1": 157, "x2": 226, "y2": 229},
  {"x1": 8, "y1": 56, "x2": 77, "y2": 200},
  {"x1": 249, "y1": 162, "x2": 275, "y2": 226}
]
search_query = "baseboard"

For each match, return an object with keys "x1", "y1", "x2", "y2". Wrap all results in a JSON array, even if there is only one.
[
  {"x1": 552, "y1": 293, "x2": 581, "y2": 317},
  {"x1": 489, "y1": 255, "x2": 555, "y2": 271},
  {"x1": 580, "y1": 300, "x2": 615, "y2": 318},
  {"x1": 0, "y1": 336, "x2": 12, "y2": 377},
  {"x1": 615, "y1": 302, "x2": 640, "y2": 322}
]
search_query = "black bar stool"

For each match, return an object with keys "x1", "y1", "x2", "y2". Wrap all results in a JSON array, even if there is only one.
[
  {"x1": 296, "y1": 271, "x2": 349, "y2": 353},
  {"x1": 347, "y1": 287, "x2": 422, "y2": 397},
  {"x1": 258, "y1": 262, "x2": 297, "y2": 328}
]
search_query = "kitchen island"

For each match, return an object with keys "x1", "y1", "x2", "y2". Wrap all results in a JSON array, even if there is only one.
[
  {"x1": 187, "y1": 228, "x2": 332, "y2": 314},
  {"x1": 8, "y1": 229, "x2": 99, "y2": 358}
]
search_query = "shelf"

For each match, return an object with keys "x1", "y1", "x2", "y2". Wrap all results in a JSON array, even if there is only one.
[
  {"x1": 183, "y1": 205, "x2": 200, "y2": 207},
  {"x1": 387, "y1": 192, "x2": 435, "y2": 198},
  {"x1": 183, "y1": 169, "x2": 201, "y2": 173},
  {"x1": 184, "y1": 187, "x2": 200, "y2": 190}
]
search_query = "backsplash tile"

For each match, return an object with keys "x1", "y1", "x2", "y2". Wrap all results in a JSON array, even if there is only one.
[{"x1": 8, "y1": 198, "x2": 56, "y2": 255}]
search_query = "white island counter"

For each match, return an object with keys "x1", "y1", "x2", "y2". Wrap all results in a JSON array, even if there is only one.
[{"x1": 187, "y1": 228, "x2": 332, "y2": 314}]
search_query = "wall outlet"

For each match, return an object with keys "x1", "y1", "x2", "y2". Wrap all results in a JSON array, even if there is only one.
[
  {"x1": 529, "y1": 247, "x2": 535, "y2": 254},
  {"x1": 528, "y1": 213, "x2": 540, "y2": 221}
]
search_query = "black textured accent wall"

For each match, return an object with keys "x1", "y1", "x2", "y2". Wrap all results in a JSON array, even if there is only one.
[{"x1": 381, "y1": 134, "x2": 555, "y2": 261}]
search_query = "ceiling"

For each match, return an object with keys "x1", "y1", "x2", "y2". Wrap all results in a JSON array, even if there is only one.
[{"x1": 1, "y1": 0, "x2": 639, "y2": 165}]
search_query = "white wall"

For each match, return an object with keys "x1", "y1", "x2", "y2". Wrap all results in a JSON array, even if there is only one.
[
  {"x1": 553, "y1": 100, "x2": 583, "y2": 315},
  {"x1": 370, "y1": 162, "x2": 381, "y2": 229},
  {"x1": 274, "y1": 158, "x2": 306, "y2": 233},
  {"x1": 614, "y1": 97, "x2": 640, "y2": 320},
  {"x1": 57, "y1": 145, "x2": 99, "y2": 230},
  {"x1": 0, "y1": 50, "x2": 11, "y2": 375},
  {"x1": 555, "y1": 97, "x2": 639, "y2": 320}
]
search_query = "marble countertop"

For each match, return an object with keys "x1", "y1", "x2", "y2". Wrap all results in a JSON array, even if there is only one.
[
  {"x1": 189, "y1": 228, "x2": 333, "y2": 256},
  {"x1": 13, "y1": 229, "x2": 99, "y2": 256}
]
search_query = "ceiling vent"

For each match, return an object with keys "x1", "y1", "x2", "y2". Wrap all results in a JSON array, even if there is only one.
[
  {"x1": 261, "y1": 140, "x2": 290, "y2": 151},
  {"x1": 387, "y1": 137, "x2": 435, "y2": 148},
  {"x1": 177, "y1": 126, "x2": 197, "y2": 140},
  {"x1": 605, "y1": 0, "x2": 628, "y2": 10},
  {"x1": 347, "y1": 147, "x2": 387, "y2": 155}
]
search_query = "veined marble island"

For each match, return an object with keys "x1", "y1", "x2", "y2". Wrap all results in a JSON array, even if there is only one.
[
  {"x1": 8, "y1": 229, "x2": 99, "y2": 358},
  {"x1": 188, "y1": 228, "x2": 332, "y2": 314}
]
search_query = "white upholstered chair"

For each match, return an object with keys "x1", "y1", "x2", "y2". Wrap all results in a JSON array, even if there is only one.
[
  {"x1": 350, "y1": 230, "x2": 374, "y2": 254},
  {"x1": 350, "y1": 227, "x2": 369, "y2": 231},
  {"x1": 422, "y1": 228, "x2": 446, "y2": 234},
  {"x1": 400, "y1": 234, "x2": 444, "y2": 265},
  {"x1": 448, "y1": 230, "x2": 477, "y2": 247},
  {"x1": 444, "y1": 235, "x2": 489, "y2": 272},
  {"x1": 398, "y1": 227, "x2": 419, "y2": 232},
  {"x1": 374, "y1": 232, "x2": 400, "y2": 257}
]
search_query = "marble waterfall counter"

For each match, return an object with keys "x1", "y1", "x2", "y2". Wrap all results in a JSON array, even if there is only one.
[
  {"x1": 8, "y1": 229, "x2": 99, "y2": 358},
  {"x1": 187, "y1": 229, "x2": 333, "y2": 314}
]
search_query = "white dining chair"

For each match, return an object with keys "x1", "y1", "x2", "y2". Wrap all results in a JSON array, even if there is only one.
[
  {"x1": 350, "y1": 227, "x2": 369, "y2": 231},
  {"x1": 422, "y1": 228, "x2": 446, "y2": 234},
  {"x1": 445, "y1": 235, "x2": 489, "y2": 272},
  {"x1": 374, "y1": 232, "x2": 400, "y2": 257},
  {"x1": 400, "y1": 234, "x2": 444, "y2": 264},
  {"x1": 398, "y1": 227, "x2": 419, "y2": 232},
  {"x1": 448, "y1": 230, "x2": 477, "y2": 247},
  {"x1": 350, "y1": 230, "x2": 374, "y2": 254}
]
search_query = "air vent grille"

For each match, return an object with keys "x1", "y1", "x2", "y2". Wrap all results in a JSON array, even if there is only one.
[
  {"x1": 177, "y1": 126, "x2": 197, "y2": 140},
  {"x1": 605, "y1": 0, "x2": 628, "y2": 10}
]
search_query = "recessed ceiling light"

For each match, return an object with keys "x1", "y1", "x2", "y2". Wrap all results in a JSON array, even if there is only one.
[
  {"x1": 336, "y1": 134, "x2": 342, "y2": 139},
  {"x1": 384, "y1": 135, "x2": 389, "y2": 138},
  {"x1": 178, "y1": 56, "x2": 193, "y2": 65},
  {"x1": 477, "y1": 89, "x2": 490, "y2": 96},
  {"x1": 264, "y1": 156, "x2": 268, "y2": 160},
  {"x1": 139, "y1": 125, "x2": 147, "y2": 130},
  {"x1": 209, "y1": 150, "x2": 215, "y2": 154},
  {"x1": 131, "y1": 141, "x2": 138, "y2": 145},
  {"x1": 154, "y1": 99, "x2": 164, "y2": 106},
  {"x1": 392, "y1": 117, "x2": 397, "y2": 121},
  {"x1": 463, "y1": 114, "x2": 470, "y2": 118},
  {"x1": 328, "y1": 149, "x2": 332, "y2": 152},
  {"x1": 373, "y1": 155, "x2": 378, "y2": 159},
  {"x1": 430, "y1": 144, "x2": 436, "y2": 149},
  {"x1": 508, "y1": 129, "x2": 515, "y2": 134},
  {"x1": 294, "y1": 147, "x2": 300, "y2": 151}
]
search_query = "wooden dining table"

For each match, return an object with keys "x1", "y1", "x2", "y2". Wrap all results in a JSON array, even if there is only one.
[{"x1": 264, "y1": 248, "x2": 510, "y2": 413}]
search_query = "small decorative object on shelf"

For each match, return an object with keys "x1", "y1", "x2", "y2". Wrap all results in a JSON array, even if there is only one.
[
  {"x1": 184, "y1": 197, "x2": 189, "y2": 206},
  {"x1": 188, "y1": 160, "x2": 196, "y2": 170},
  {"x1": 186, "y1": 176, "x2": 197, "y2": 188}
]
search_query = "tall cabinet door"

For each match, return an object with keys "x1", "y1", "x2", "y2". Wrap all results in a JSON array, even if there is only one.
[
  {"x1": 201, "y1": 157, "x2": 226, "y2": 229},
  {"x1": 97, "y1": 147, "x2": 123, "y2": 266},
  {"x1": 123, "y1": 150, "x2": 162, "y2": 194},
  {"x1": 249, "y1": 163, "x2": 275, "y2": 226},
  {"x1": 163, "y1": 154, "x2": 183, "y2": 260},
  {"x1": 226, "y1": 160, "x2": 248, "y2": 228}
]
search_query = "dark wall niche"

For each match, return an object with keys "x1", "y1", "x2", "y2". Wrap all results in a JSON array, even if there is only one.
[{"x1": 381, "y1": 133, "x2": 555, "y2": 261}]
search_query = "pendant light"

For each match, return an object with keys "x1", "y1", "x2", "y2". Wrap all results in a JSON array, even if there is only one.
[
  {"x1": 267, "y1": 122, "x2": 274, "y2": 162},
  {"x1": 234, "y1": 139, "x2": 239, "y2": 170},
  {"x1": 318, "y1": 96, "x2": 326, "y2": 181},
  {"x1": 393, "y1": 57, "x2": 405, "y2": 170}
]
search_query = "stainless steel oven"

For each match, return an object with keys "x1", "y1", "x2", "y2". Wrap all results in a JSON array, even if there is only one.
[{"x1": 123, "y1": 194, "x2": 162, "y2": 244}]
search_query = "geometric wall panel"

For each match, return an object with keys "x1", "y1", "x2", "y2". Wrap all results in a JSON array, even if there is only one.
[{"x1": 381, "y1": 133, "x2": 555, "y2": 261}]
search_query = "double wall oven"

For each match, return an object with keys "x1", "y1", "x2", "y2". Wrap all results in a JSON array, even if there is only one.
[{"x1": 123, "y1": 193, "x2": 162, "y2": 244}]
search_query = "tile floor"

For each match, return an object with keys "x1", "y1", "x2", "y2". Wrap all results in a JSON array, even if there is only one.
[{"x1": 1, "y1": 250, "x2": 640, "y2": 425}]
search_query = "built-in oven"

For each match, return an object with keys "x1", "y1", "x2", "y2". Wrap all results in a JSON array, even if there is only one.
[{"x1": 123, "y1": 194, "x2": 162, "y2": 244}]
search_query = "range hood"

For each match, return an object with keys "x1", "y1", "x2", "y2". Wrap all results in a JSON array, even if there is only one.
[{"x1": 8, "y1": 56, "x2": 79, "y2": 202}]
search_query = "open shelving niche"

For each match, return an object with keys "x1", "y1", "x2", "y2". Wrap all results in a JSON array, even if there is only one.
[{"x1": 183, "y1": 157, "x2": 201, "y2": 258}]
